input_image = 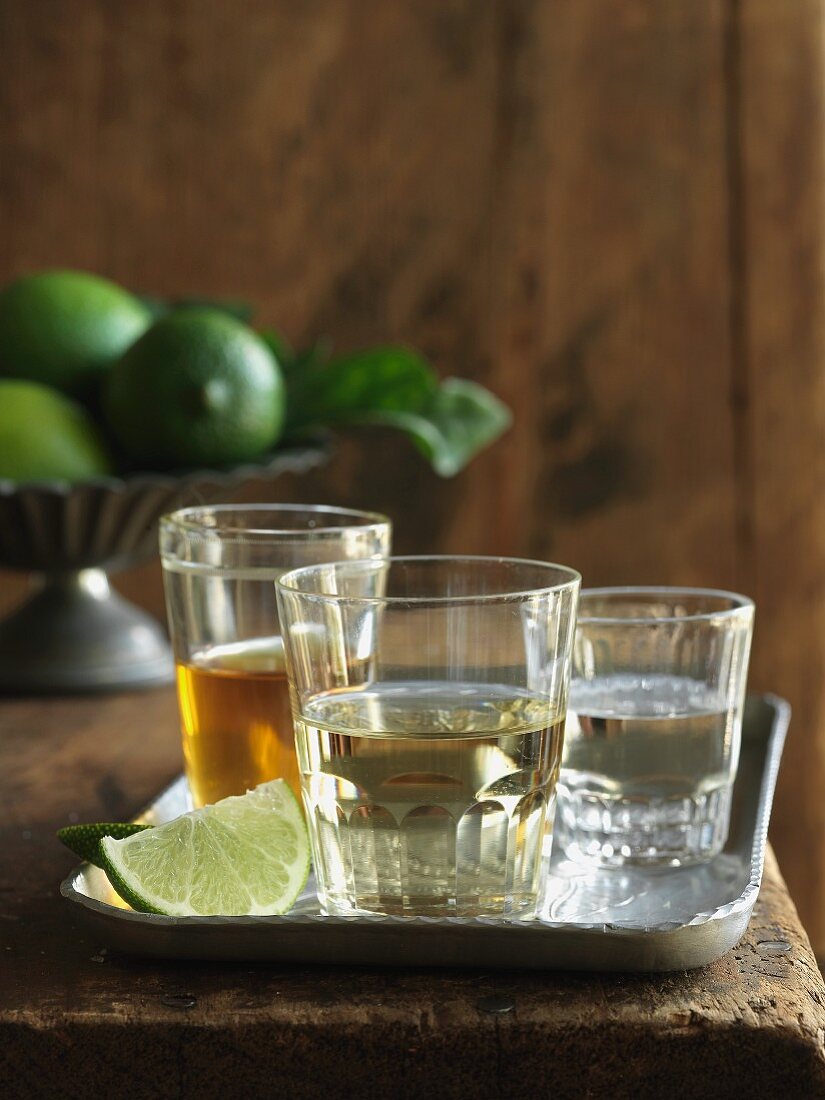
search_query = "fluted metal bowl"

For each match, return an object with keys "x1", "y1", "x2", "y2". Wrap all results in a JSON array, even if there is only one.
[{"x1": 0, "y1": 443, "x2": 327, "y2": 693}]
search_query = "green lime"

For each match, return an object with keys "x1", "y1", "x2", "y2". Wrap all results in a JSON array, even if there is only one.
[
  {"x1": 0, "y1": 380, "x2": 114, "y2": 482},
  {"x1": 103, "y1": 308, "x2": 285, "y2": 469},
  {"x1": 0, "y1": 270, "x2": 151, "y2": 395},
  {"x1": 98, "y1": 779, "x2": 309, "y2": 916},
  {"x1": 57, "y1": 822, "x2": 150, "y2": 867}
]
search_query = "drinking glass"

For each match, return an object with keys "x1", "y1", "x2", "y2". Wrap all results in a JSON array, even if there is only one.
[
  {"x1": 159, "y1": 504, "x2": 391, "y2": 808},
  {"x1": 556, "y1": 587, "x2": 754, "y2": 868},
  {"x1": 276, "y1": 555, "x2": 580, "y2": 918}
]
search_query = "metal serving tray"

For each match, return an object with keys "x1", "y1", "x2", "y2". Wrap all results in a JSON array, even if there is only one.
[{"x1": 61, "y1": 694, "x2": 788, "y2": 972}]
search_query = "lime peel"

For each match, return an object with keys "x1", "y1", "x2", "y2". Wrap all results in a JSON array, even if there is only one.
[
  {"x1": 57, "y1": 822, "x2": 150, "y2": 867},
  {"x1": 97, "y1": 779, "x2": 310, "y2": 917}
]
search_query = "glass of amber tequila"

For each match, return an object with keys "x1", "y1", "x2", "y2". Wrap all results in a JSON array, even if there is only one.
[
  {"x1": 159, "y1": 505, "x2": 391, "y2": 808},
  {"x1": 276, "y1": 556, "x2": 580, "y2": 918}
]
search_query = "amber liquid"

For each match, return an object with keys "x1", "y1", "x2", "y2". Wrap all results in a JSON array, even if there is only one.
[{"x1": 175, "y1": 638, "x2": 300, "y2": 808}]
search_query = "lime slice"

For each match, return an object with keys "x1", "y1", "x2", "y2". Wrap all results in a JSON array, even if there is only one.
[
  {"x1": 98, "y1": 779, "x2": 309, "y2": 917},
  {"x1": 58, "y1": 822, "x2": 149, "y2": 867}
]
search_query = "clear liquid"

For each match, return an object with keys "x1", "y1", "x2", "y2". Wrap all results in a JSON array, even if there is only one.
[
  {"x1": 559, "y1": 675, "x2": 738, "y2": 866},
  {"x1": 294, "y1": 681, "x2": 565, "y2": 917}
]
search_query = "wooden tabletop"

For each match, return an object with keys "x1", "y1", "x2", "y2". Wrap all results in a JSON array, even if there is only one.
[{"x1": 2, "y1": 688, "x2": 825, "y2": 1100}]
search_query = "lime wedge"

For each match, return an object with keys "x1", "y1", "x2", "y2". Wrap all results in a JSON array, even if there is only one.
[
  {"x1": 58, "y1": 822, "x2": 150, "y2": 867},
  {"x1": 98, "y1": 779, "x2": 310, "y2": 917}
]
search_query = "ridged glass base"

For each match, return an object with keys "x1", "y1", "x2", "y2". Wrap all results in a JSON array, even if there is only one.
[
  {"x1": 556, "y1": 782, "x2": 733, "y2": 869},
  {"x1": 310, "y1": 791, "x2": 550, "y2": 919}
]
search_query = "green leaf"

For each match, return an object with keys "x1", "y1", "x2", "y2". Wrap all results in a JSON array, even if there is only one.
[
  {"x1": 284, "y1": 345, "x2": 511, "y2": 476},
  {"x1": 286, "y1": 346, "x2": 438, "y2": 428},
  {"x1": 293, "y1": 336, "x2": 334, "y2": 376},
  {"x1": 353, "y1": 378, "x2": 512, "y2": 477},
  {"x1": 409, "y1": 378, "x2": 512, "y2": 476},
  {"x1": 259, "y1": 328, "x2": 295, "y2": 369},
  {"x1": 260, "y1": 331, "x2": 335, "y2": 381}
]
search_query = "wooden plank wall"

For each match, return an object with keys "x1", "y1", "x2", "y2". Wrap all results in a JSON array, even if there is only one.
[{"x1": 1, "y1": 0, "x2": 823, "y2": 948}]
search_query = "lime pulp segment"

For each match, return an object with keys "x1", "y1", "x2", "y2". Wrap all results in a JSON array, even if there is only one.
[{"x1": 98, "y1": 779, "x2": 309, "y2": 917}]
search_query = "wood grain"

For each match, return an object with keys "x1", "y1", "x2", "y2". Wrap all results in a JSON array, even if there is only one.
[
  {"x1": 0, "y1": 0, "x2": 824, "y2": 950},
  {"x1": 734, "y1": 0, "x2": 825, "y2": 954},
  {"x1": 1, "y1": 689, "x2": 824, "y2": 1099}
]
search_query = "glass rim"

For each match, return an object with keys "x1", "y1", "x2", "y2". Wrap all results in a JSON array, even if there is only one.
[
  {"x1": 160, "y1": 503, "x2": 391, "y2": 543},
  {"x1": 277, "y1": 554, "x2": 581, "y2": 606},
  {"x1": 577, "y1": 585, "x2": 754, "y2": 624}
]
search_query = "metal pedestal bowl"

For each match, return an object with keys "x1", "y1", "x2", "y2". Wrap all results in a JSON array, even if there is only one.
[{"x1": 0, "y1": 445, "x2": 327, "y2": 694}]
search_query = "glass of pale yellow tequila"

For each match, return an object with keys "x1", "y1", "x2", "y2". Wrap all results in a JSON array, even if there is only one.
[
  {"x1": 276, "y1": 556, "x2": 580, "y2": 919},
  {"x1": 159, "y1": 505, "x2": 391, "y2": 808}
]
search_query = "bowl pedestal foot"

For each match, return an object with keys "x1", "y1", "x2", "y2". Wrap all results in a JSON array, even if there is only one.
[{"x1": 0, "y1": 569, "x2": 174, "y2": 693}]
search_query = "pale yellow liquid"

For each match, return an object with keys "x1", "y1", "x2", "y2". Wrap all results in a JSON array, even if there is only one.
[{"x1": 295, "y1": 681, "x2": 565, "y2": 917}]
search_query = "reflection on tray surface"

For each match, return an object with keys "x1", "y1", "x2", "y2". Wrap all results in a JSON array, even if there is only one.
[{"x1": 542, "y1": 851, "x2": 748, "y2": 928}]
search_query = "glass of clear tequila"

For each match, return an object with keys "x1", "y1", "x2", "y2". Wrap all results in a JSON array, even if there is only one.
[
  {"x1": 159, "y1": 505, "x2": 391, "y2": 808},
  {"x1": 276, "y1": 556, "x2": 580, "y2": 918},
  {"x1": 556, "y1": 587, "x2": 754, "y2": 868}
]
